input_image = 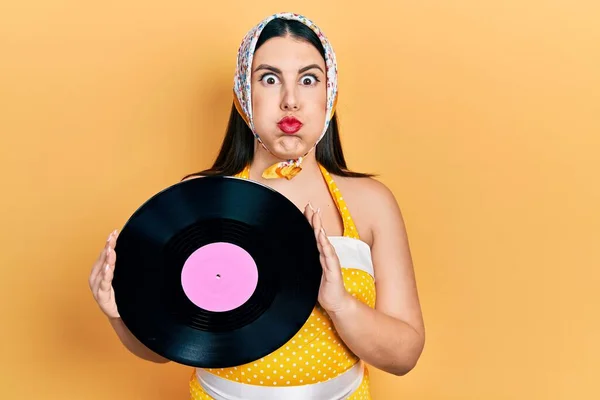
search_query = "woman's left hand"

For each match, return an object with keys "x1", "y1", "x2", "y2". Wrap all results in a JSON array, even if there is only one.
[{"x1": 304, "y1": 203, "x2": 354, "y2": 315}]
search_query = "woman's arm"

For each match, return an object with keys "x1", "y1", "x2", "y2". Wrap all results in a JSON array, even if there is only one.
[{"x1": 327, "y1": 180, "x2": 425, "y2": 376}]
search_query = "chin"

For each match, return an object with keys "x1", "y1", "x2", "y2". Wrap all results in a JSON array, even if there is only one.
[
  {"x1": 271, "y1": 149, "x2": 305, "y2": 161},
  {"x1": 267, "y1": 135, "x2": 310, "y2": 157}
]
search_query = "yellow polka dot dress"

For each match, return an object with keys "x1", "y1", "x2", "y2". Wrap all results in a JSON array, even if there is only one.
[{"x1": 189, "y1": 165, "x2": 376, "y2": 399}]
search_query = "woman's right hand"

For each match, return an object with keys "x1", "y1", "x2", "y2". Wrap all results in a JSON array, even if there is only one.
[{"x1": 89, "y1": 229, "x2": 120, "y2": 319}]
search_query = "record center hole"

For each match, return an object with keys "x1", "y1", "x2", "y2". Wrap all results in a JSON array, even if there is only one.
[{"x1": 216, "y1": 274, "x2": 221, "y2": 279}]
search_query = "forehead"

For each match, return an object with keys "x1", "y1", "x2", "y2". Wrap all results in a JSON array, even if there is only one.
[{"x1": 252, "y1": 36, "x2": 325, "y2": 69}]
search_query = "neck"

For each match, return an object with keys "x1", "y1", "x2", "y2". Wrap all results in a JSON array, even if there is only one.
[{"x1": 250, "y1": 144, "x2": 321, "y2": 185}]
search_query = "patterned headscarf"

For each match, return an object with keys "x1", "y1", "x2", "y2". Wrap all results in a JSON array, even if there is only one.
[{"x1": 233, "y1": 12, "x2": 338, "y2": 180}]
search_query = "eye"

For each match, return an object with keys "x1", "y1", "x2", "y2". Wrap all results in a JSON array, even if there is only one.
[
  {"x1": 300, "y1": 74, "x2": 319, "y2": 86},
  {"x1": 259, "y1": 73, "x2": 280, "y2": 85}
]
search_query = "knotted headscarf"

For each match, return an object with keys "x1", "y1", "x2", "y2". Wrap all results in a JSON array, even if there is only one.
[{"x1": 233, "y1": 12, "x2": 338, "y2": 180}]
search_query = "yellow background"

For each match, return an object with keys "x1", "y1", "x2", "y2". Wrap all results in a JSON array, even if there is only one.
[{"x1": 1, "y1": 1, "x2": 598, "y2": 399}]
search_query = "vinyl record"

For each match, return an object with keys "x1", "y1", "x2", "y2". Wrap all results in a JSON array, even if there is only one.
[{"x1": 112, "y1": 176, "x2": 322, "y2": 368}]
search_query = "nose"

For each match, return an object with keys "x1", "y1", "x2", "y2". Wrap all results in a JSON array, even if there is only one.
[{"x1": 280, "y1": 85, "x2": 299, "y2": 111}]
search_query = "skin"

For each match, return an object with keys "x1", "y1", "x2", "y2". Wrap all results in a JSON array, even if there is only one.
[{"x1": 89, "y1": 35, "x2": 425, "y2": 376}]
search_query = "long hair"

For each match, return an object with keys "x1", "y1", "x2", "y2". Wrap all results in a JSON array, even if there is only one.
[{"x1": 182, "y1": 19, "x2": 374, "y2": 180}]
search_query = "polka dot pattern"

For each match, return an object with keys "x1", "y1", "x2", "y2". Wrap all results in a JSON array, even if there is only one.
[
  {"x1": 189, "y1": 164, "x2": 375, "y2": 399},
  {"x1": 189, "y1": 365, "x2": 371, "y2": 400}
]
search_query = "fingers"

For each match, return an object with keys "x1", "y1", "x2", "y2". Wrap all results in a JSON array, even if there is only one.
[
  {"x1": 98, "y1": 264, "x2": 111, "y2": 291},
  {"x1": 89, "y1": 230, "x2": 117, "y2": 285},
  {"x1": 98, "y1": 262, "x2": 114, "y2": 301},
  {"x1": 91, "y1": 229, "x2": 118, "y2": 295},
  {"x1": 89, "y1": 236, "x2": 110, "y2": 287},
  {"x1": 319, "y1": 253, "x2": 329, "y2": 274},
  {"x1": 108, "y1": 229, "x2": 119, "y2": 247},
  {"x1": 304, "y1": 205, "x2": 337, "y2": 267},
  {"x1": 312, "y1": 210, "x2": 322, "y2": 237},
  {"x1": 94, "y1": 244, "x2": 115, "y2": 291},
  {"x1": 89, "y1": 249, "x2": 107, "y2": 289},
  {"x1": 318, "y1": 229, "x2": 336, "y2": 258},
  {"x1": 308, "y1": 205, "x2": 323, "y2": 239},
  {"x1": 304, "y1": 202, "x2": 315, "y2": 226},
  {"x1": 309, "y1": 210, "x2": 340, "y2": 274}
]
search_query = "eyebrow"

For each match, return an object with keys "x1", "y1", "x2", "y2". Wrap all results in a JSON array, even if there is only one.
[{"x1": 254, "y1": 64, "x2": 325, "y2": 74}]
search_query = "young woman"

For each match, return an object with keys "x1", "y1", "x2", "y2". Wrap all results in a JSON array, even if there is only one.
[{"x1": 89, "y1": 12, "x2": 425, "y2": 400}]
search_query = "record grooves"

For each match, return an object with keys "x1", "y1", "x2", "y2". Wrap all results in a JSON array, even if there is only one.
[
  {"x1": 164, "y1": 217, "x2": 276, "y2": 332},
  {"x1": 112, "y1": 176, "x2": 322, "y2": 368}
]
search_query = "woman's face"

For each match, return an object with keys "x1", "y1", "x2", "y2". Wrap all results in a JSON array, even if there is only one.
[{"x1": 251, "y1": 35, "x2": 327, "y2": 160}]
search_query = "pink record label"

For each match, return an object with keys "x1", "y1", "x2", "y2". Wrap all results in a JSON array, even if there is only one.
[{"x1": 181, "y1": 242, "x2": 258, "y2": 312}]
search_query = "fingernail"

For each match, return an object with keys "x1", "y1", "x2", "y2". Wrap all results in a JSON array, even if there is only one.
[
  {"x1": 320, "y1": 227, "x2": 326, "y2": 235},
  {"x1": 316, "y1": 208, "x2": 321, "y2": 214},
  {"x1": 104, "y1": 263, "x2": 110, "y2": 272},
  {"x1": 107, "y1": 233, "x2": 112, "y2": 242},
  {"x1": 308, "y1": 202, "x2": 315, "y2": 211}
]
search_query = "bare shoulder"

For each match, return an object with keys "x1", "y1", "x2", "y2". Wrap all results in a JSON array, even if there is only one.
[
  {"x1": 338, "y1": 175, "x2": 396, "y2": 203},
  {"x1": 333, "y1": 174, "x2": 403, "y2": 245}
]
